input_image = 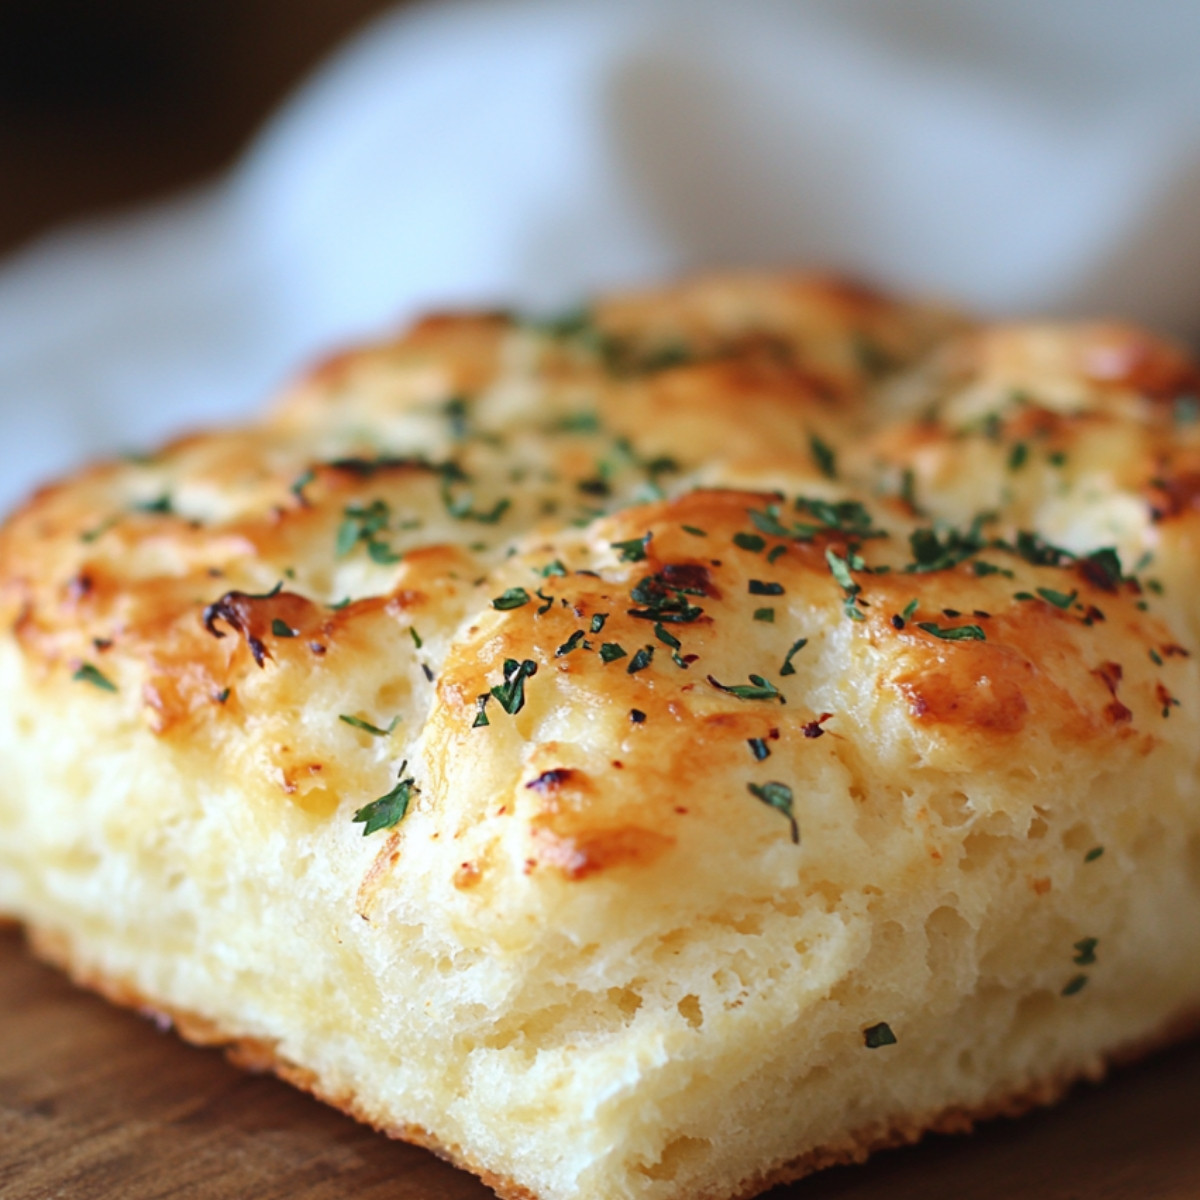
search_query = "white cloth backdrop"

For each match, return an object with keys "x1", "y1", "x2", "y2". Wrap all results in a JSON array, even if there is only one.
[{"x1": 1, "y1": 0, "x2": 1199, "y2": 513}]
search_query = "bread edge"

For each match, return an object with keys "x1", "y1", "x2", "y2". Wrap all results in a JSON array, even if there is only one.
[{"x1": 19, "y1": 922, "x2": 1200, "y2": 1200}]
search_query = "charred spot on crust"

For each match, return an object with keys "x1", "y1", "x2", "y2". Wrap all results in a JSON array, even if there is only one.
[
  {"x1": 526, "y1": 768, "x2": 575, "y2": 792},
  {"x1": 1093, "y1": 661, "x2": 1133, "y2": 725},
  {"x1": 202, "y1": 588, "x2": 317, "y2": 669}
]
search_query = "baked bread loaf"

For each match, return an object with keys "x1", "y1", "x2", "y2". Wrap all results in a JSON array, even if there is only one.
[{"x1": 2, "y1": 273, "x2": 1199, "y2": 1200}]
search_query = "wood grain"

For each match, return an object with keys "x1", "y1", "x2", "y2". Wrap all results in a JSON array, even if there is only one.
[{"x1": 3, "y1": 926, "x2": 1200, "y2": 1199}]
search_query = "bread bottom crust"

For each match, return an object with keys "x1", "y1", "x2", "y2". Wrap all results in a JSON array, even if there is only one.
[{"x1": 21, "y1": 921, "x2": 1200, "y2": 1200}]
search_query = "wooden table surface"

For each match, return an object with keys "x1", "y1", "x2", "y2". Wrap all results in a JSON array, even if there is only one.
[{"x1": 3, "y1": 926, "x2": 1199, "y2": 1200}]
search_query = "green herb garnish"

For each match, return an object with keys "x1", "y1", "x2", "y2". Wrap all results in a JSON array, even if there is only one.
[
  {"x1": 340, "y1": 714, "x2": 399, "y2": 737},
  {"x1": 600, "y1": 643, "x2": 627, "y2": 663},
  {"x1": 627, "y1": 646, "x2": 654, "y2": 674},
  {"x1": 863, "y1": 1022, "x2": 897, "y2": 1049},
  {"x1": 352, "y1": 762, "x2": 416, "y2": 835},
  {"x1": 336, "y1": 499, "x2": 400, "y2": 562},
  {"x1": 134, "y1": 494, "x2": 174, "y2": 515},
  {"x1": 612, "y1": 533, "x2": 652, "y2": 562},
  {"x1": 493, "y1": 587, "x2": 531, "y2": 611},
  {"x1": 708, "y1": 674, "x2": 784, "y2": 703},
  {"x1": 1036, "y1": 586, "x2": 1077, "y2": 610},
  {"x1": 490, "y1": 658, "x2": 538, "y2": 714},
  {"x1": 809, "y1": 433, "x2": 837, "y2": 480},
  {"x1": 73, "y1": 663, "x2": 116, "y2": 692},
  {"x1": 780, "y1": 638, "x2": 808, "y2": 676},
  {"x1": 556, "y1": 630, "x2": 588, "y2": 656},
  {"x1": 747, "y1": 781, "x2": 798, "y2": 842},
  {"x1": 754, "y1": 607, "x2": 775, "y2": 623},
  {"x1": 1061, "y1": 975, "x2": 1089, "y2": 997},
  {"x1": 1072, "y1": 937, "x2": 1098, "y2": 967},
  {"x1": 749, "y1": 580, "x2": 784, "y2": 596},
  {"x1": 271, "y1": 618, "x2": 297, "y2": 638},
  {"x1": 916, "y1": 621, "x2": 986, "y2": 641},
  {"x1": 733, "y1": 532, "x2": 766, "y2": 553}
]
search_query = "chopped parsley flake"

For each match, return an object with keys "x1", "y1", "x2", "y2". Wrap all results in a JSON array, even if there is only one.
[
  {"x1": 863, "y1": 1022, "x2": 897, "y2": 1049},
  {"x1": 271, "y1": 618, "x2": 297, "y2": 638},
  {"x1": 556, "y1": 630, "x2": 588, "y2": 656},
  {"x1": 490, "y1": 658, "x2": 538, "y2": 714},
  {"x1": 1008, "y1": 441, "x2": 1029, "y2": 472},
  {"x1": 441, "y1": 477, "x2": 511, "y2": 524},
  {"x1": 825, "y1": 547, "x2": 866, "y2": 621},
  {"x1": 653, "y1": 623, "x2": 681, "y2": 649},
  {"x1": 351, "y1": 762, "x2": 416, "y2": 835},
  {"x1": 134, "y1": 494, "x2": 174, "y2": 515},
  {"x1": 733, "y1": 532, "x2": 766, "y2": 553},
  {"x1": 612, "y1": 533, "x2": 652, "y2": 562},
  {"x1": 780, "y1": 638, "x2": 808, "y2": 676},
  {"x1": 1085, "y1": 846, "x2": 1105, "y2": 862},
  {"x1": 410, "y1": 627, "x2": 423, "y2": 649},
  {"x1": 750, "y1": 497, "x2": 885, "y2": 542},
  {"x1": 535, "y1": 588, "x2": 554, "y2": 615},
  {"x1": 682, "y1": 525, "x2": 707, "y2": 537},
  {"x1": 766, "y1": 545, "x2": 787, "y2": 565},
  {"x1": 492, "y1": 587, "x2": 531, "y2": 611},
  {"x1": 627, "y1": 646, "x2": 654, "y2": 674},
  {"x1": 916, "y1": 621, "x2": 986, "y2": 641},
  {"x1": 1036, "y1": 586, "x2": 1077, "y2": 610},
  {"x1": 972, "y1": 561, "x2": 1011, "y2": 578},
  {"x1": 215, "y1": 688, "x2": 231, "y2": 704},
  {"x1": 290, "y1": 467, "x2": 316, "y2": 501},
  {"x1": 600, "y1": 643, "x2": 628, "y2": 663},
  {"x1": 708, "y1": 674, "x2": 784, "y2": 703},
  {"x1": 1073, "y1": 937, "x2": 1098, "y2": 967},
  {"x1": 754, "y1": 607, "x2": 775, "y2": 623},
  {"x1": 1061, "y1": 975, "x2": 1089, "y2": 997},
  {"x1": 906, "y1": 515, "x2": 990, "y2": 574},
  {"x1": 749, "y1": 580, "x2": 784, "y2": 596},
  {"x1": 337, "y1": 499, "x2": 401, "y2": 562},
  {"x1": 443, "y1": 395, "x2": 470, "y2": 440},
  {"x1": 747, "y1": 781, "x2": 799, "y2": 842},
  {"x1": 473, "y1": 696, "x2": 491, "y2": 727},
  {"x1": 539, "y1": 559, "x2": 568, "y2": 577},
  {"x1": 73, "y1": 663, "x2": 116, "y2": 692},
  {"x1": 809, "y1": 433, "x2": 837, "y2": 480},
  {"x1": 628, "y1": 569, "x2": 706, "y2": 624},
  {"x1": 748, "y1": 737, "x2": 770, "y2": 761},
  {"x1": 339, "y1": 714, "x2": 399, "y2": 737},
  {"x1": 552, "y1": 411, "x2": 601, "y2": 433},
  {"x1": 591, "y1": 613, "x2": 609, "y2": 633}
]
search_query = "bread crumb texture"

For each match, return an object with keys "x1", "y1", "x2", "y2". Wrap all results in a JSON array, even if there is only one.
[{"x1": 2, "y1": 273, "x2": 1200, "y2": 1200}]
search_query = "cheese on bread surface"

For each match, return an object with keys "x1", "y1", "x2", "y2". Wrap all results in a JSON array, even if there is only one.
[{"x1": 2, "y1": 274, "x2": 1200, "y2": 1200}]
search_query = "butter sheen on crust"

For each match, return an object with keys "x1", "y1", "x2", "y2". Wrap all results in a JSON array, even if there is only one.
[{"x1": 2, "y1": 273, "x2": 1200, "y2": 1200}]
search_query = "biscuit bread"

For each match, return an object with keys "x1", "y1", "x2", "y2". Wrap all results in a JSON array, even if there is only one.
[{"x1": 2, "y1": 273, "x2": 1200, "y2": 1200}]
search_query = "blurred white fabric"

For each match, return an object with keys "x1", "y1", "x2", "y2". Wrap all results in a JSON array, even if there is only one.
[{"x1": 2, "y1": 0, "x2": 1199, "y2": 513}]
